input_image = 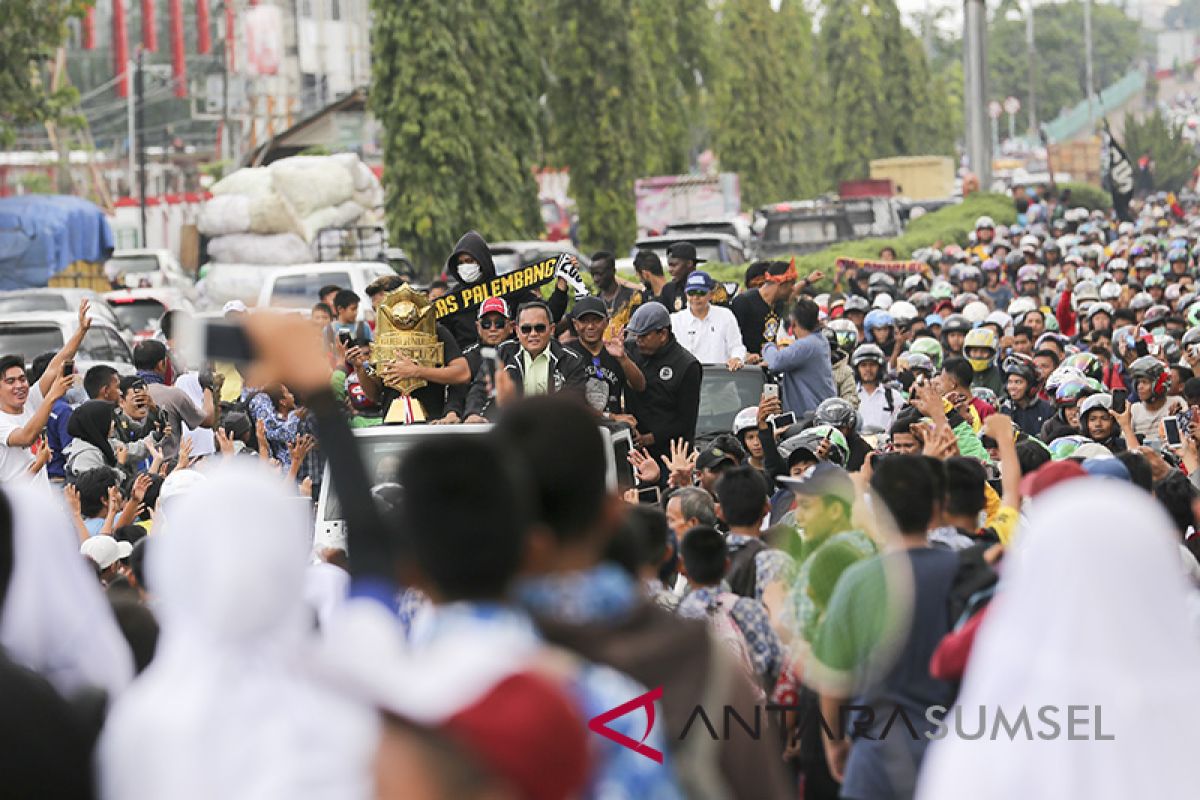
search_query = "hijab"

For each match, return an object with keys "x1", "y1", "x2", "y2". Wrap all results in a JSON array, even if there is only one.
[
  {"x1": 67, "y1": 400, "x2": 117, "y2": 465},
  {"x1": 0, "y1": 485, "x2": 133, "y2": 697},
  {"x1": 916, "y1": 479, "x2": 1200, "y2": 800},
  {"x1": 97, "y1": 461, "x2": 376, "y2": 800}
]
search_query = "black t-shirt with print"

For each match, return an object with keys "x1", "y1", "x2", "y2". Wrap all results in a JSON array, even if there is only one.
[
  {"x1": 381, "y1": 324, "x2": 464, "y2": 420},
  {"x1": 565, "y1": 342, "x2": 625, "y2": 414},
  {"x1": 731, "y1": 289, "x2": 782, "y2": 355}
]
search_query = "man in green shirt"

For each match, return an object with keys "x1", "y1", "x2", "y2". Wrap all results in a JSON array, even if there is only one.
[{"x1": 772, "y1": 462, "x2": 877, "y2": 646}]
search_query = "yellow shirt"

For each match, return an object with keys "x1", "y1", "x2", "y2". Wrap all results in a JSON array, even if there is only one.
[
  {"x1": 215, "y1": 361, "x2": 244, "y2": 404},
  {"x1": 521, "y1": 349, "x2": 551, "y2": 395}
]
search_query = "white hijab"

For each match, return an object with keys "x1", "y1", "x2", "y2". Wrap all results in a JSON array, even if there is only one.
[
  {"x1": 917, "y1": 479, "x2": 1200, "y2": 800},
  {"x1": 98, "y1": 462, "x2": 376, "y2": 800},
  {"x1": 0, "y1": 485, "x2": 133, "y2": 697},
  {"x1": 175, "y1": 372, "x2": 216, "y2": 457}
]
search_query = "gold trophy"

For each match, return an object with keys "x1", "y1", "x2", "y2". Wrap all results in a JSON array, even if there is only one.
[{"x1": 370, "y1": 285, "x2": 445, "y2": 424}]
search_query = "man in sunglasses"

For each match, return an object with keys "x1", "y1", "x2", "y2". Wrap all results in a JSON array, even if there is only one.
[
  {"x1": 464, "y1": 301, "x2": 585, "y2": 420},
  {"x1": 623, "y1": 302, "x2": 702, "y2": 466},
  {"x1": 448, "y1": 297, "x2": 514, "y2": 424}
]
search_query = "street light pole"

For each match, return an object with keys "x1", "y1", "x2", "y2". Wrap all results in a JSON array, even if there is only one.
[
  {"x1": 136, "y1": 49, "x2": 147, "y2": 248},
  {"x1": 1084, "y1": 0, "x2": 1096, "y2": 130},
  {"x1": 964, "y1": 0, "x2": 992, "y2": 189},
  {"x1": 1026, "y1": 0, "x2": 1038, "y2": 136}
]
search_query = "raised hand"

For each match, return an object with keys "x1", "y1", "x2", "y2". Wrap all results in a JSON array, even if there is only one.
[
  {"x1": 216, "y1": 427, "x2": 236, "y2": 456},
  {"x1": 131, "y1": 473, "x2": 152, "y2": 504},
  {"x1": 628, "y1": 447, "x2": 662, "y2": 485},
  {"x1": 114, "y1": 443, "x2": 129, "y2": 466},
  {"x1": 77, "y1": 298, "x2": 92, "y2": 332}
]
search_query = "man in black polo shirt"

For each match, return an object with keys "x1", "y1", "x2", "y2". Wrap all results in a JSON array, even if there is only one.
[
  {"x1": 659, "y1": 242, "x2": 701, "y2": 313},
  {"x1": 731, "y1": 260, "x2": 820, "y2": 361},
  {"x1": 624, "y1": 303, "x2": 702, "y2": 465},
  {"x1": 565, "y1": 297, "x2": 645, "y2": 425}
]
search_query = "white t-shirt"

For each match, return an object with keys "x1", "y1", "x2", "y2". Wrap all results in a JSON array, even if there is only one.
[
  {"x1": 670, "y1": 305, "x2": 747, "y2": 364},
  {"x1": 1131, "y1": 395, "x2": 1186, "y2": 440},
  {"x1": 0, "y1": 383, "x2": 50, "y2": 488}
]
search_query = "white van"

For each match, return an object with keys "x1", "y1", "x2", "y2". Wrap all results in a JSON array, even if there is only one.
[{"x1": 256, "y1": 262, "x2": 398, "y2": 321}]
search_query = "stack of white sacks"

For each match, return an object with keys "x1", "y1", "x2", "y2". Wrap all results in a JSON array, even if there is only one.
[{"x1": 197, "y1": 153, "x2": 385, "y2": 304}]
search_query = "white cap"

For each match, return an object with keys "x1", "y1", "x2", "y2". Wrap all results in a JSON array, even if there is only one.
[
  {"x1": 159, "y1": 469, "x2": 209, "y2": 504},
  {"x1": 222, "y1": 300, "x2": 249, "y2": 316},
  {"x1": 81, "y1": 535, "x2": 133, "y2": 570}
]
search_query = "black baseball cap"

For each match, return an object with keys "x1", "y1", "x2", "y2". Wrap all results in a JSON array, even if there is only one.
[
  {"x1": 666, "y1": 242, "x2": 705, "y2": 264},
  {"x1": 696, "y1": 444, "x2": 738, "y2": 472},
  {"x1": 572, "y1": 296, "x2": 609, "y2": 320}
]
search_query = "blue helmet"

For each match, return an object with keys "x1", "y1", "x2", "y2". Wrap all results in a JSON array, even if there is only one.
[{"x1": 863, "y1": 309, "x2": 895, "y2": 338}]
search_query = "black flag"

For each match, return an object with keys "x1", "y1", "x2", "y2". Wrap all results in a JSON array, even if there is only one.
[{"x1": 1102, "y1": 123, "x2": 1135, "y2": 222}]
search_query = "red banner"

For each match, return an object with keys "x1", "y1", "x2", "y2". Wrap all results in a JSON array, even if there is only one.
[
  {"x1": 142, "y1": 0, "x2": 157, "y2": 51},
  {"x1": 169, "y1": 0, "x2": 186, "y2": 98},
  {"x1": 834, "y1": 257, "x2": 930, "y2": 276},
  {"x1": 196, "y1": 0, "x2": 211, "y2": 54},
  {"x1": 83, "y1": 6, "x2": 95, "y2": 50},
  {"x1": 112, "y1": 0, "x2": 128, "y2": 97}
]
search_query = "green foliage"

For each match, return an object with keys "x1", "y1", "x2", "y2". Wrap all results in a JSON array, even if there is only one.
[
  {"x1": 989, "y1": 2, "x2": 1144, "y2": 127},
  {"x1": 1058, "y1": 181, "x2": 1111, "y2": 211},
  {"x1": 545, "y1": 0, "x2": 646, "y2": 254},
  {"x1": 1121, "y1": 110, "x2": 1200, "y2": 194},
  {"x1": 819, "y1": 0, "x2": 885, "y2": 182},
  {"x1": 0, "y1": 0, "x2": 91, "y2": 146},
  {"x1": 15, "y1": 173, "x2": 54, "y2": 195},
  {"x1": 711, "y1": 0, "x2": 821, "y2": 208},
  {"x1": 370, "y1": 0, "x2": 542, "y2": 271}
]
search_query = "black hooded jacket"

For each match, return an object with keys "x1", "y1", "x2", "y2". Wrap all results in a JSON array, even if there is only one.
[{"x1": 442, "y1": 231, "x2": 569, "y2": 348}]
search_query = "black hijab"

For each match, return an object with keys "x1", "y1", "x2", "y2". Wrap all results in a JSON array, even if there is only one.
[{"x1": 67, "y1": 400, "x2": 117, "y2": 466}]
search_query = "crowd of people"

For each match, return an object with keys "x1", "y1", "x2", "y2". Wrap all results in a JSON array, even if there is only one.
[{"x1": 3, "y1": 192, "x2": 1200, "y2": 799}]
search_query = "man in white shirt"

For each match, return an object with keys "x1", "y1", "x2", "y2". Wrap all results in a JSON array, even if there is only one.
[
  {"x1": 0, "y1": 301, "x2": 90, "y2": 488},
  {"x1": 852, "y1": 343, "x2": 900, "y2": 432},
  {"x1": 670, "y1": 271, "x2": 747, "y2": 369}
]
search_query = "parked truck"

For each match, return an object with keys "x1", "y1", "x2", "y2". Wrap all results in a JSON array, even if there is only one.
[{"x1": 634, "y1": 173, "x2": 741, "y2": 239}]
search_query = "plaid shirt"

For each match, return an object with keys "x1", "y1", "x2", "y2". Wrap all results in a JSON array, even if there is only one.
[
  {"x1": 726, "y1": 533, "x2": 795, "y2": 603},
  {"x1": 677, "y1": 583, "x2": 786, "y2": 684}
]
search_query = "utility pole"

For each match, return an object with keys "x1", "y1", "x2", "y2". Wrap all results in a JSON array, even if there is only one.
[
  {"x1": 963, "y1": 0, "x2": 992, "y2": 189},
  {"x1": 126, "y1": 59, "x2": 136, "y2": 194},
  {"x1": 1084, "y1": 0, "x2": 1096, "y2": 131},
  {"x1": 1026, "y1": 1, "x2": 1038, "y2": 137},
  {"x1": 136, "y1": 49, "x2": 147, "y2": 247}
]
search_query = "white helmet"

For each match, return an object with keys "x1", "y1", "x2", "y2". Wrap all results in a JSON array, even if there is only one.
[
  {"x1": 889, "y1": 300, "x2": 918, "y2": 323},
  {"x1": 1020, "y1": 234, "x2": 1040, "y2": 252},
  {"x1": 1100, "y1": 281, "x2": 1122, "y2": 301},
  {"x1": 814, "y1": 293, "x2": 830, "y2": 310},
  {"x1": 733, "y1": 406, "x2": 759, "y2": 436},
  {"x1": 975, "y1": 215, "x2": 995, "y2": 229},
  {"x1": 963, "y1": 300, "x2": 989, "y2": 324},
  {"x1": 1008, "y1": 296, "x2": 1038, "y2": 316},
  {"x1": 872, "y1": 292, "x2": 893, "y2": 309},
  {"x1": 985, "y1": 309, "x2": 1012, "y2": 331}
]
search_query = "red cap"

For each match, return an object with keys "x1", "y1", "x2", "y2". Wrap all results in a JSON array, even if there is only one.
[
  {"x1": 478, "y1": 297, "x2": 510, "y2": 319},
  {"x1": 1020, "y1": 459, "x2": 1086, "y2": 498},
  {"x1": 443, "y1": 671, "x2": 591, "y2": 800}
]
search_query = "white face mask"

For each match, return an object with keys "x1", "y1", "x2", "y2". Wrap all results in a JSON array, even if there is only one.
[{"x1": 458, "y1": 262, "x2": 483, "y2": 283}]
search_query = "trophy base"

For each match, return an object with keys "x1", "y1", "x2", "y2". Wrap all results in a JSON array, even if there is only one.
[{"x1": 384, "y1": 395, "x2": 428, "y2": 425}]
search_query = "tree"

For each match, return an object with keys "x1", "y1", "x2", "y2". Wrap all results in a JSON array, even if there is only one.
[
  {"x1": 1121, "y1": 110, "x2": 1199, "y2": 194},
  {"x1": 0, "y1": 0, "x2": 91, "y2": 146},
  {"x1": 711, "y1": 0, "x2": 822, "y2": 207},
  {"x1": 819, "y1": 0, "x2": 885, "y2": 182},
  {"x1": 370, "y1": 0, "x2": 542, "y2": 270},
  {"x1": 868, "y1": 0, "x2": 950, "y2": 158},
  {"x1": 546, "y1": 0, "x2": 645, "y2": 253},
  {"x1": 989, "y1": 1, "x2": 1144, "y2": 126}
]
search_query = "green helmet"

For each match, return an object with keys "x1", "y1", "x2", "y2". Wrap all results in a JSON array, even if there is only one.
[
  {"x1": 1048, "y1": 435, "x2": 1091, "y2": 461},
  {"x1": 909, "y1": 337, "x2": 944, "y2": 370},
  {"x1": 779, "y1": 425, "x2": 850, "y2": 469}
]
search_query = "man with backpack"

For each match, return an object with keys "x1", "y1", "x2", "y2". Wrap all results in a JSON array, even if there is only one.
[
  {"x1": 676, "y1": 525, "x2": 785, "y2": 693},
  {"x1": 715, "y1": 466, "x2": 795, "y2": 606}
]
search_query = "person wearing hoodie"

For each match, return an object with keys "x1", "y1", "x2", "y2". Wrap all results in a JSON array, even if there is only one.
[
  {"x1": 64, "y1": 400, "x2": 153, "y2": 481},
  {"x1": 442, "y1": 231, "x2": 572, "y2": 348}
]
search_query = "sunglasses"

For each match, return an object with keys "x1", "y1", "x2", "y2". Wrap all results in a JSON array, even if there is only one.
[
  {"x1": 519, "y1": 324, "x2": 549, "y2": 335},
  {"x1": 479, "y1": 319, "x2": 507, "y2": 330},
  {"x1": 686, "y1": 289, "x2": 709, "y2": 297}
]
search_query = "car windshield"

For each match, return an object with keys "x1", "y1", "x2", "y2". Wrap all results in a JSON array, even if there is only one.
[
  {"x1": 270, "y1": 272, "x2": 353, "y2": 309},
  {"x1": 108, "y1": 299, "x2": 166, "y2": 333},
  {"x1": 0, "y1": 325, "x2": 64, "y2": 363},
  {"x1": 108, "y1": 256, "x2": 160, "y2": 273},
  {"x1": 696, "y1": 367, "x2": 766, "y2": 437},
  {"x1": 0, "y1": 295, "x2": 70, "y2": 313},
  {"x1": 767, "y1": 219, "x2": 840, "y2": 245}
]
